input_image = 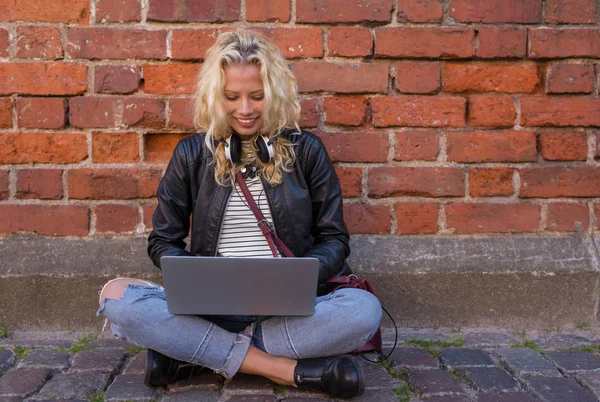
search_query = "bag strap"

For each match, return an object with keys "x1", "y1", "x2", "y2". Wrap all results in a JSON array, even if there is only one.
[{"x1": 234, "y1": 172, "x2": 295, "y2": 258}]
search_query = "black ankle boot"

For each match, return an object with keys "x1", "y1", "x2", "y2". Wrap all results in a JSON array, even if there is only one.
[
  {"x1": 294, "y1": 355, "x2": 365, "y2": 399},
  {"x1": 144, "y1": 349, "x2": 205, "y2": 387}
]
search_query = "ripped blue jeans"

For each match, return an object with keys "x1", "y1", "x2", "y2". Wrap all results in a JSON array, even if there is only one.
[{"x1": 97, "y1": 282, "x2": 382, "y2": 379}]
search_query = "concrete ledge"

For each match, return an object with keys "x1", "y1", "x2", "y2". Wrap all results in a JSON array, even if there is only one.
[{"x1": 1, "y1": 235, "x2": 599, "y2": 330}]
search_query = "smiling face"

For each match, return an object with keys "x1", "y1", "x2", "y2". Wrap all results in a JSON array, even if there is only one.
[{"x1": 223, "y1": 63, "x2": 265, "y2": 139}]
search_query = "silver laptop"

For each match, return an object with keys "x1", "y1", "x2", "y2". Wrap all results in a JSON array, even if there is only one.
[{"x1": 160, "y1": 256, "x2": 320, "y2": 316}]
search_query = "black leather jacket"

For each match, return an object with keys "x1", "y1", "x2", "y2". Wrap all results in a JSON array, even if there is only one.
[{"x1": 147, "y1": 130, "x2": 352, "y2": 295}]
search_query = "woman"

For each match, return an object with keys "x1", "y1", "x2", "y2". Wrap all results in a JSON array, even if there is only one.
[{"x1": 97, "y1": 29, "x2": 382, "y2": 399}]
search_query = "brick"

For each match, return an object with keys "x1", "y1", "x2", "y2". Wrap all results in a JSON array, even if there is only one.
[
  {"x1": 69, "y1": 97, "x2": 120, "y2": 128},
  {"x1": 468, "y1": 96, "x2": 516, "y2": 128},
  {"x1": 318, "y1": 132, "x2": 388, "y2": 162},
  {"x1": 143, "y1": 64, "x2": 201, "y2": 95},
  {"x1": 222, "y1": 373, "x2": 275, "y2": 395},
  {"x1": 521, "y1": 97, "x2": 600, "y2": 127},
  {"x1": 143, "y1": 204, "x2": 157, "y2": 230},
  {"x1": 0, "y1": 170, "x2": 7, "y2": 200},
  {"x1": 369, "y1": 167, "x2": 465, "y2": 198},
  {"x1": 577, "y1": 372, "x2": 600, "y2": 400},
  {"x1": 144, "y1": 133, "x2": 190, "y2": 163},
  {"x1": 477, "y1": 393, "x2": 540, "y2": 402},
  {"x1": 0, "y1": 205, "x2": 89, "y2": 236},
  {"x1": 295, "y1": 62, "x2": 388, "y2": 93},
  {"x1": 253, "y1": 28, "x2": 323, "y2": 59},
  {"x1": 323, "y1": 96, "x2": 366, "y2": 126},
  {"x1": 461, "y1": 367, "x2": 520, "y2": 392},
  {"x1": 597, "y1": 132, "x2": 600, "y2": 159},
  {"x1": 0, "y1": 0, "x2": 89, "y2": 23},
  {"x1": 446, "y1": 131, "x2": 537, "y2": 163},
  {"x1": 408, "y1": 369, "x2": 464, "y2": 397},
  {"x1": 124, "y1": 351, "x2": 147, "y2": 375},
  {"x1": 0, "y1": 368, "x2": 51, "y2": 397},
  {"x1": 94, "y1": 65, "x2": 140, "y2": 94},
  {"x1": 105, "y1": 374, "x2": 158, "y2": 400},
  {"x1": 296, "y1": 0, "x2": 393, "y2": 23},
  {"x1": 395, "y1": 203, "x2": 438, "y2": 234},
  {"x1": 299, "y1": 98, "x2": 318, "y2": 128},
  {"x1": 96, "y1": 204, "x2": 138, "y2": 233},
  {"x1": 394, "y1": 131, "x2": 439, "y2": 161},
  {"x1": 147, "y1": 0, "x2": 240, "y2": 22},
  {"x1": 469, "y1": 167, "x2": 514, "y2": 197},
  {"x1": 16, "y1": 169, "x2": 63, "y2": 200},
  {"x1": 527, "y1": 377, "x2": 596, "y2": 402},
  {"x1": 449, "y1": 0, "x2": 542, "y2": 23},
  {"x1": 446, "y1": 203, "x2": 541, "y2": 234},
  {"x1": 375, "y1": 28, "x2": 475, "y2": 58},
  {"x1": 18, "y1": 350, "x2": 70, "y2": 370},
  {"x1": 66, "y1": 28, "x2": 167, "y2": 60},
  {"x1": 521, "y1": 167, "x2": 600, "y2": 198},
  {"x1": 546, "y1": 351, "x2": 600, "y2": 373},
  {"x1": 539, "y1": 131, "x2": 587, "y2": 161},
  {"x1": 171, "y1": 29, "x2": 217, "y2": 60},
  {"x1": 68, "y1": 169, "x2": 162, "y2": 199},
  {"x1": 0, "y1": 349, "x2": 16, "y2": 371},
  {"x1": 464, "y1": 333, "x2": 516, "y2": 348},
  {"x1": 92, "y1": 132, "x2": 140, "y2": 163},
  {"x1": 169, "y1": 98, "x2": 196, "y2": 129},
  {"x1": 395, "y1": 62, "x2": 440, "y2": 94},
  {"x1": 362, "y1": 362, "x2": 403, "y2": 390},
  {"x1": 0, "y1": 29, "x2": 8, "y2": 57},
  {"x1": 390, "y1": 347, "x2": 439, "y2": 369},
  {"x1": 372, "y1": 96, "x2": 466, "y2": 128},
  {"x1": 398, "y1": 0, "x2": 443, "y2": 22},
  {"x1": 0, "y1": 98, "x2": 12, "y2": 128},
  {"x1": 336, "y1": 167, "x2": 362, "y2": 198},
  {"x1": 16, "y1": 97, "x2": 66, "y2": 129},
  {"x1": 444, "y1": 63, "x2": 539, "y2": 93},
  {"x1": 123, "y1": 98, "x2": 165, "y2": 129},
  {"x1": 529, "y1": 29, "x2": 600, "y2": 58},
  {"x1": 246, "y1": 0, "x2": 290, "y2": 22},
  {"x1": 0, "y1": 62, "x2": 87, "y2": 95},
  {"x1": 343, "y1": 203, "x2": 390, "y2": 235},
  {"x1": 0, "y1": 133, "x2": 88, "y2": 164},
  {"x1": 96, "y1": 0, "x2": 141, "y2": 23},
  {"x1": 547, "y1": 203, "x2": 589, "y2": 232},
  {"x1": 328, "y1": 27, "x2": 372, "y2": 57},
  {"x1": 439, "y1": 348, "x2": 495, "y2": 368},
  {"x1": 546, "y1": 0, "x2": 597, "y2": 24},
  {"x1": 16, "y1": 26, "x2": 63, "y2": 59},
  {"x1": 477, "y1": 27, "x2": 527, "y2": 58},
  {"x1": 547, "y1": 64, "x2": 594, "y2": 94}
]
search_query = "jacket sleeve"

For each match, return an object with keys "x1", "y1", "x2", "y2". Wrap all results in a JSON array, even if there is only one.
[
  {"x1": 147, "y1": 140, "x2": 195, "y2": 269},
  {"x1": 302, "y1": 136, "x2": 351, "y2": 285}
]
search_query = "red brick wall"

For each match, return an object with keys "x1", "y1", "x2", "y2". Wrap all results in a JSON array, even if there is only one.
[{"x1": 0, "y1": 0, "x2": 599, "y2": 237}]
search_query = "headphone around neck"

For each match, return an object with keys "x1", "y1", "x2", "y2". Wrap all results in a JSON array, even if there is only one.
[{"x1": 219, "y1": 133, "x2": 276, "y2": 165}]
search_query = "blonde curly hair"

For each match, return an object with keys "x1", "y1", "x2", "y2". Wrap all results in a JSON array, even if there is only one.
[{"x1": 193, "y1": 29, "x2": 302, "y2": 186}]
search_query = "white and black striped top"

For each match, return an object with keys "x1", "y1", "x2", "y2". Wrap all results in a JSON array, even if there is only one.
[{"x1": 217, "y1": 173, "x2": 280, "y2": 258}]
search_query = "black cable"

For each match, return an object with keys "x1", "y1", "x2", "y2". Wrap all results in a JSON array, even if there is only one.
[{"x1": 358, "y1": 305, "x2": 398, "y2": 363}]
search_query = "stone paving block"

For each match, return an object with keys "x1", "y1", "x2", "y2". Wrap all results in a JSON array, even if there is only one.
[
  {"x1": 222, "y1": 373, "x2": 275, "y2": 395},
  {"x1": 398, "y1": 332, "x2": 452, "y2": 343},
  {"x1": 161, "y1": 389, "x2": 221, "y2": 401},
  {"x1": 0, "y1": 349, "x2": 15, "y2": 372},
  {"x1": 390, "y1": 347, "x2": 439, "y2": 368},
  {"x1": 461, "y1": 366, "x2": 520, "y2": 392},
  {"x1": 464, "y1": 332, "x2": 516, "y2": 348},
  {"x1": 105, "y1": 374, "x2": 158, "y2": 401},
  {"x1": 535, "y1": 334, "x2": 592, "y2": 350},
  {"x1": 408, "y1": 369, "x2": 464, "y2": 397},
  {"x1": 277, "y1": 386, "x2": 334, "y2": 399},
  {"x1": 494, "y1": 348, "x2": 561, "y2": 378},
  {"x1": 526, "y1": 376, "x2": 596, "y2": 402},
  {"x1": 123, "y1": 351, "x2": 147, "y2": 375},
  {"x1": 0, "y1": 340, "x2": 72, "y2": 349},
  {"x1": 29, "y1": 372, "x2": 111, "y2": 401},
  {"x1": 361, "y1": 362, "x2": 402, "y2": 389},
  {"x1": 575, "y1": 371, "x2": 600, "y2": 399},
  {"x1": 223, "y1": 396, "x2": 278, "y2": 401},
  {"x1": 166, "y1": 370, "x2": 224, "y2": 392},
  {"x1": 90, "y1": 338, "x2": 133, "y2": 349},
  {"x1": 0, "y1": 397, "x2": 24, "y2": 402},
  {"x1": 440, "y1": 348, "x2": 495, "y2": 368},
  {"x1": 424, "y1": 397, "x2": 470, "y2": 402},
  {"x1": 69, "y1": 348, "x2": 125, "y2": 374},
  {"x1": 477, "y1": 393, "x2": 541, "y2": 402},
  {"x1": 351, "y1": 388, "x2": 400, "y2": 401},
  {"x1": 18, "y1": 350, "x2": 69, "y2": 370},
  {"x1": 0, "y1": 368, "x2": 51, "y2": 398},
  {"x1": 545, "y1": 351, "x2": 600, "y2": 373}
]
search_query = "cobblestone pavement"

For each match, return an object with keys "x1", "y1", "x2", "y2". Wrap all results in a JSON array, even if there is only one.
[{"x1": 3, "y1": 327, "x2": 600, "y2": 401}]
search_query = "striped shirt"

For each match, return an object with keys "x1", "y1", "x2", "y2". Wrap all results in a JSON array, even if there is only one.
[{"x1": 217, "y1": 172, "x2": 280, "y2": 258}]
